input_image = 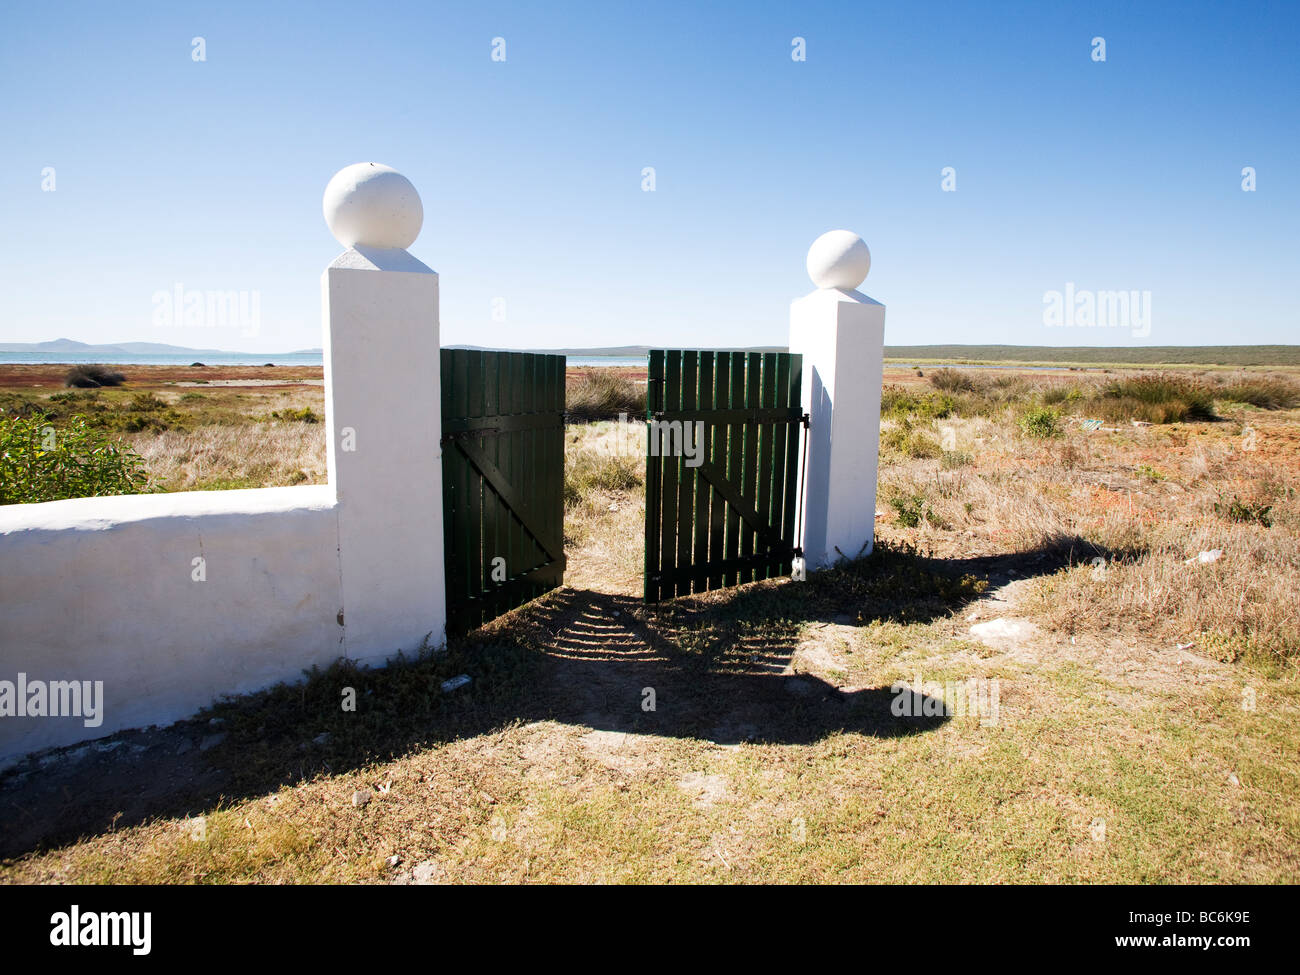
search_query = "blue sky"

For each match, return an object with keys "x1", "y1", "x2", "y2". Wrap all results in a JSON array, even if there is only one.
[{"x1": 1, "y1": 0, "x2": 1296, "y2": 353}]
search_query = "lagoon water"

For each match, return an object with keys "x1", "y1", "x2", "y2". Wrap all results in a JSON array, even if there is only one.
[{"x1": 1, "y1": 352, "x2": 650, "y2": 368}]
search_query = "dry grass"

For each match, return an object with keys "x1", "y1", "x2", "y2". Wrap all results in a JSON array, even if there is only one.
[
  {"x1": 2, "y1": 363, "x2": 1298, "y2": 884},
  {"x1": 562, "y1": 420, "x2": 645, "y2": 593},
  {"x1": 876, "y1": 387, "x2": 1300, "y2": 668},
  {"x1": 0, "y1": 376, "x2": 327, "y2": 492},
  {"x1": 128, "y1": 422, "x2": 326, "y2": 491}
]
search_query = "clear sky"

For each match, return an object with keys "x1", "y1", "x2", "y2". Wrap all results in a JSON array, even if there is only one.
[{"x1": 2, "y1": 0, "x2": 1296, "y2": 353}]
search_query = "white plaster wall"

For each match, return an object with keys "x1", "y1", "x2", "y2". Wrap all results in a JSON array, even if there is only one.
[
  {"x1": 0, "y1": 486, "x2": 341, "y2": 765},
  {"x1": 0, "y1": 170, "x2": 447, "y2": 769},
  {"x1": 323, "y1": 247, "x2": 447, "y2": 665},
  {"x1": 790, "y1": 287, "x2": 886, "y2": 569}
]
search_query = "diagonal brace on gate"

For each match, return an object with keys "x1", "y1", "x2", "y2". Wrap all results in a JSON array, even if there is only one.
[
  {"x1": 452, "y1": 436, "x2": 564, "y2": 565},
  {"x1": 694, "y1": 457, "x2": 782, "y2": 553}
]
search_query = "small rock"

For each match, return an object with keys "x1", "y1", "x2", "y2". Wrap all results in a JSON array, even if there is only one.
[
  {"x1": 411, "y1": 860, "x2": 444, "y2": 884},
  {"x1": 199, "y1": 733, "x2": 226, "y2": 751},
  {"x1": 608, "y1": 502, "x2": 619, "y2": 512},
  {"x1": 175, "y1": 739, "x2": 194, "y2": 756},
  {"x1": 441, "y1": 674, "x2": 471, "y2": 694},
  {"x1": 93, "y1": 740, "x2": 123, "y2": 754},
  {"x1": 386, "y1": 855, "x2": 401, "y2": 868},
  {"x1": 208, "y1": 717, "x2": 226, "y2": 729},
  {"x1": 312, "y1": 732, "x2": 332, "y2": 746},
  {"x1": 352, "y1": 789, "x2": 372, "y2": 808},
  {"x1": 1228, "y1": 772, "x2": 1241, "y2": 788},
  {"x1": 970, "y1": 618, "x2": 1037, "y2": 646}
]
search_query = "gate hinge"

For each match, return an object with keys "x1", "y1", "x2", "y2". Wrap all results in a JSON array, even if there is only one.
[{"x1": 801, "y1": 413, "x2": 811, "y2": 429}]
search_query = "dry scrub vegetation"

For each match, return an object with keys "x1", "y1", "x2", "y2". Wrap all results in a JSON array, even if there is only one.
[
  {"x1": 878, "y1": 367, "x2": 1300, "y2": 668},
  {"x1": 0, "y1": 374, "x2": 327, "y2": 493},
  {"x1": 2, "y1": 364, "x2": 1298, "y2": 884}
]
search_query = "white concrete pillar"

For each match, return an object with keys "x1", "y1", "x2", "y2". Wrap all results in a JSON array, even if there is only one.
[
  {"x1": 789, "y1": 230, "x2": 885, "y2": 570},
  {"x1": 321, "y1": 163, "x2": 446, "y2": 662}
]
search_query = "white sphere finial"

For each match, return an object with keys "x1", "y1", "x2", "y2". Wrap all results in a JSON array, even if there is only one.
[
  {"x1": 806, "y1": 230, "x2": 870, "y2": 290},
  {"x1": 323, "y1": 162, "x2": 423, "y2": 250}
]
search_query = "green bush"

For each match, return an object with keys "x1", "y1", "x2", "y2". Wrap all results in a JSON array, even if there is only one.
[
  {"x1": 1214, "y1": 495, "x2": 1272, "y2": 527},
  {"x1": 882, "y1": 387, "x2": 956, "y2": 420},
  {"x1": 0, "y1": 410, "x2": 150, "y2": 504},
  {"x1": 1018, "y1": 407, "x2": 1063, "y2": 439},
  {"x1": 270, "y1": 407, "x2": 320, "y2": 423},
  {"x1": 882, "y1": 424, "x2": 942, "y2": 459},
  {"x1": 887, "y1": 490, "x2": 943, "y2": 528}
]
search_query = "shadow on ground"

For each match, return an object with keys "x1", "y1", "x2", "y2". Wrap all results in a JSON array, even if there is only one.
[{"x1": 0, "y1": 534, "x2": 1108, "y2": 861}]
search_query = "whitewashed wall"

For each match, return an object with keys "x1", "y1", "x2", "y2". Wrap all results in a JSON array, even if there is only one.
[{"x1": 0, "y1": 163, "x2": 446, "y2": 767}]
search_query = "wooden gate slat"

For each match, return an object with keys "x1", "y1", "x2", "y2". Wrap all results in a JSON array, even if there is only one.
[
  {"x1": 768, "y1": 354, "x2": 792, "y2": 579},
  {"x1": 755, "y1": 353, "x2": 778, "y2": 581},
  {"x1": 659, "y1": 351, "x2": 682, "y2": 600},
  {"x1": 644, "y1": 351, "x2": 664, "y2": 602},
  {"x1": 675, "y1": 352, "x2": 698, "y2": 599},
  {"x1": 691, "y1": 352, "x2": 714, "y2": 594},
  {"x1": 441, "y1": 348, "x2": 565, "y2": 635},
  {"x1": 708, "y1": 352, "x2": 730, "y2": 591},
  {"x1": 644, "y1": 349, "x2": 804, "y2": 603}
]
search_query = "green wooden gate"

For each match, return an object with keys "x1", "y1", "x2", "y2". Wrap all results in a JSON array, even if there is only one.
[
  {"x1": 441, "y1": 349, "x2": 566, "y2": 635},
  {"x1": 644, "y1": 349, "x2": 805, "y2": 602}
]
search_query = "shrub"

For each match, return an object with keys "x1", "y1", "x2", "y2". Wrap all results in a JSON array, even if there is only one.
[
  {"x1": 128, "y1": 392, "x2": 168, "y2": 412},
  {"x1": 1217, "y1": 377, "x2": 1300, "y2": 410},
  {"x1": 64, "y1": 364, "x2": 126, "y2": 388},
  {"x1": 1214, "y1": 494, "x2": 1272, "y2": 527},
  {"x1": 1041, "y1": 384, "x2": 1085, "y2": 407},
  {"x1": 882, "y1": 424, "x2": 942, "y2": 459},
  {"x1": 564, "y1": 450, "x2": 641, "y2": 506},
  {"x1": 1135, "y1": 463, "x2": 1166, "y2": 482},
  {"x1": 270, "y1": 407, "x2": 320, "y2": 423},
  {"x1": 885, "y1": 488, "x2": 947, "y2": 528},
  {"x1": 566, "y1": 369, "x2": 645, "y2": 421},
  {"x1": 1018, "y1": 407, "x2": 1062, "y2": 439},
  {"x1": 1098, "y1": 373, "x2": 1216, "y2": 423},
  {"x1": 888, "y1": 492, "x2": 927, "y2": 528},
  {"x1": 882, "y1": 388, "x2": 956, "y2": 420},
  {"x1": 0, "y1": 410, "x2": 150, "y2": 504},
  {"x1": 928, "y1": 368, "x2": 979, "y2": 393}
]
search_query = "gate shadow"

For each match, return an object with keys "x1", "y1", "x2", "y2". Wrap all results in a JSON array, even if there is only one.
[{"x1": 0, "y1": 535, "x2": 1101, "y2": 860}]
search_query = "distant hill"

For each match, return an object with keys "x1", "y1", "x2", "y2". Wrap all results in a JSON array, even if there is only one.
[
  {"x1": 880, "y1": 345, "x2": 1300, "y2": 366},
  {"x1": 448, "y1": 344, "x2": 1300, "y2": 366},
  {"x1": 0, "y1": 338, "x2": 320, "y2": 356},
  {"x1": 4, "y1": 338, "x2": 1295, "y2": 367},
  {"x1": 449, "y1": 345, "x2": 787, "y2": 356}
]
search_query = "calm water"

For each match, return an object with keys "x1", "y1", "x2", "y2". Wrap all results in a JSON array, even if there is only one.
[
  {"x1": 0, "y1": 352, "x2": 325, "y2": 367},
  {"x1": 1, "y1": 351, "x2": 649, "y2": 368}
]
